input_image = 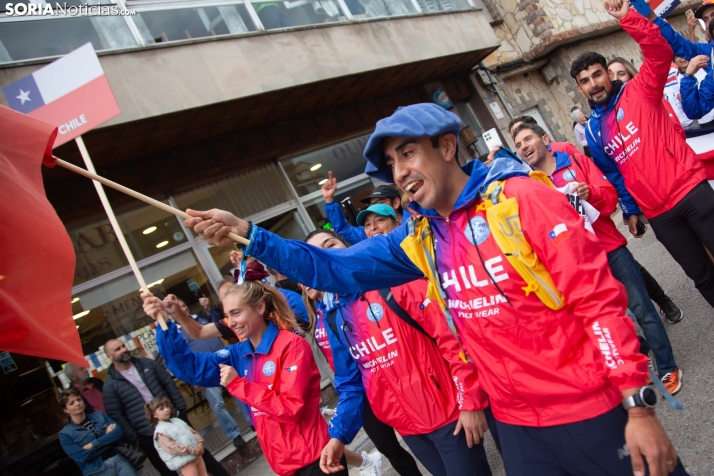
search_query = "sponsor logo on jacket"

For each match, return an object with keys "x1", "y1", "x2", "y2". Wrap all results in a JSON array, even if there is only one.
[
  {"x1": 441, "y1": 256, "x2": 509, "y2": 292},
  {"x1": 603, "y1": 121, "x2": 641, "y2": 164}
]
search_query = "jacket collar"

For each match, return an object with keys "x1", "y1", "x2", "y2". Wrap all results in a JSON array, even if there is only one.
[
  {"x1": 552, "y1": 150, "x2": 573, "y2": 172},
  {"x1": 407, "y1": 149, "x2": 530, "y2": 219},
  {"x1": 245, "y1": 321, "x2": 280, "y2": 355},
  {"x1": 589, "y1": 80, "x2": 625, "y2": 116},
  {"x1": 108, "y1": 357, "x2": 143, "y2": 379}
]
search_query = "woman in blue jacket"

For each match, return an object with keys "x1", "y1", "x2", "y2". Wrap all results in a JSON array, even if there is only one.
[{"x1": 58, "y1": 388, "x2": 137, "y2": 476}]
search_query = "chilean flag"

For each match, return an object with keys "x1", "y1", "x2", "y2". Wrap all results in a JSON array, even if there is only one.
[
  {"x1": 548, "y1": 223, "x2": 570, "y2": 245},
  {"x1": 2, "y1": 43, "x2": 120, "y2": 148}
]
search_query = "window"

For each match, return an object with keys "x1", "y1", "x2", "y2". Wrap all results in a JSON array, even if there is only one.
[{"x1": 280, "y1": 133, "x2": 371, "y2": 196}]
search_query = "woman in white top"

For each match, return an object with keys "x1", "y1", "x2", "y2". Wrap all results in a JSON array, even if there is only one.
[{"x1": 571, "y1": 108, "x2": 590, "y2": 157}]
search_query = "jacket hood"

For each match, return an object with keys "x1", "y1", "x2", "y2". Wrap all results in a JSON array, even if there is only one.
[
  {"x1": 589, "y1": 80, "x2": 625, "y2": 116},
  {"x1": 407, "y1": 148, "x2": 530, "y2": 218}
]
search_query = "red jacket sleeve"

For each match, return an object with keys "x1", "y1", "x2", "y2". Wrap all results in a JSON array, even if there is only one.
[
  {"x1": 508, "y1": 177, "x2": 648, "y2": 392},
  {"x1": 395, "y1": 280, "x2": 489, "y2": 412},
  {"x1": 227, "y1": 337, "x2": 315, "y2": 424},
  {"x1": 621, "y1": 8, "x2": 674, "y2": 103}
]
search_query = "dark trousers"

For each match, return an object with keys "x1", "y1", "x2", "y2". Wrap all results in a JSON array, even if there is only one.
[
  {"x1": 497, "y1": 406, "x2": 689, "y2": 475},
  {"x1": 637, "y1": 262, "x2": 666, "y2": 303},
  {"x1": 402, "y1": 419, "x2": 492, "y2": 476},
  {"x1": 362, "y1": 398, "x2": 422, "y2": 476},
  {"x1": 607, "y1": 246, "x2": 677, "y2": 374},
  {"x1": 295, "y1": 456, "x2": 348, "y2": 476},
  {"x1": 649, "y1": 181, "x2": 714, "y2": 308}
]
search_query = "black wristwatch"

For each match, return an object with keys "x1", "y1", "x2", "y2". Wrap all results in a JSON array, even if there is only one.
[{"x1": 622, "y1": 387, "x2": 657, "y2": 410}]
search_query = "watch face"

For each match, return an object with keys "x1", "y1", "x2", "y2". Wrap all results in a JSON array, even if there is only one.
[{"x1": 641, "y1": 387, "x2": 657, "y2": 406}]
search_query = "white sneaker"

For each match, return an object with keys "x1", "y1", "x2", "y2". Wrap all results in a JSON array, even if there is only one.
[
  {"x1": 320, "y1": 406, "x2": 335, "y2": 417},
  {"x1": 359, "y1": 451, "x2": 382, "y2": 476}
]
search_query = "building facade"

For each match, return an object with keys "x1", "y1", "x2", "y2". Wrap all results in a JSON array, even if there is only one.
[
  {"x1": 472, "y1": 0, "x2": 707, "y2": 146},
  {"x1": 0, "y1": 1, "x2": 501, "y2": 473}
]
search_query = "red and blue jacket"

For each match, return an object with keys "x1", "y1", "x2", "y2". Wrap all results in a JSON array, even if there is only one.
[
  {"x1": 548, "y1": 147, "x2": 627, "y2": 253},
  {"x1": 156, "y1": 321, "x2": 329, "y2": 476},
  {"x1": 653, "y1": 16, "x2": 714, "y2": 120},
  {"x1": 329, "y1": 279, "x2": 487, "y2": 436},
  {"x1": 245, "y1": 158, "x2": 647, "y2": 427},
  {"x1": 587, "y1": 10, "x2": 707, "y2": 219}
]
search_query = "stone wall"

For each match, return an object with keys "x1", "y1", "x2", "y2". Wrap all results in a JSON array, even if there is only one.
[
  {"x1": 477, "y1": 10, "x2": 706, "y2": 149},
  {"x1": 482, "y1": 0, "x2": 702, "y2": 67}
]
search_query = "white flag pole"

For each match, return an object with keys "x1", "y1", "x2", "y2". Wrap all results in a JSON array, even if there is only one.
[{"x1": 74, "y1": 136, "x2": 168, "y2": 330}]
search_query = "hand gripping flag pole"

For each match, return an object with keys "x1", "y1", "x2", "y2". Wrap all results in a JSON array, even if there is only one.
[{"x1": 53, "y1": 144, "x2": 249, "y2": 330}]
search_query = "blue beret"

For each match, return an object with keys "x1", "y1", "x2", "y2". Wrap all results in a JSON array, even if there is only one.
[{"x1": 363, "y1": 103, "x2": 462, "y2": 183}]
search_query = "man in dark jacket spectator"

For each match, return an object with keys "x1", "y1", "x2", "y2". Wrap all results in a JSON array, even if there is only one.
[{"x1": 102, "y1": 339, "x2": 230, "y2": 476}]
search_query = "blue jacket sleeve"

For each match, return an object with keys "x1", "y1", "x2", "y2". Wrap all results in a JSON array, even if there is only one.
[
  {"x1": 681, "y1": 71, "x2": 714, "y2": 119},
  {"x1": 585, "y1": 119, "x2": 642, "y2": 218},
  {"x1": 325, "y1": 201, "x2": 367, "y2": 245},
  {"x1": 653, "y1": 17, "x2": 713, "y2": 60},
  {"x1": 323, "y1": 304, "x2": 365, "y2": 444},
  {"x1": 278, "y1": 288, "x2": 310, "y2": 323},
  {"x1": 245, "y1": 223, "x2": 422, "y2": 295},
  {"x1": 156, "y1": 321, "x2": 230, "y2": 388}
]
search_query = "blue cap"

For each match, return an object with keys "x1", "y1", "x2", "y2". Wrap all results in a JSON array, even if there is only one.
[
  {"x1": 363, "y1": 103, "x2": 462, "y2": 183},
  {"x1": 356, "y1": 204, "x2": 398, "y2": 226}
]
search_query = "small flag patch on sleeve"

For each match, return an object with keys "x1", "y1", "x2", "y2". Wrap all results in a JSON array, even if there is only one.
[{"x1": 548, "y1": 223, "x2": 569, "y2": 245}]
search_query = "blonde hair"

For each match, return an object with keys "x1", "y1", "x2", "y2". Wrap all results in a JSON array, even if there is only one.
[
  {"x1": 145, "y1": 397, "x2": 174, "y2": 426},
  {"x1": 223, "y1": 281, "x2": 300, "y2": 332}
]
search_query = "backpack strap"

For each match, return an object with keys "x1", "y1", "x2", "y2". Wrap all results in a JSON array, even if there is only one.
[{"x1": 377, "y1": 289, "x2": 435, "y2": 342}]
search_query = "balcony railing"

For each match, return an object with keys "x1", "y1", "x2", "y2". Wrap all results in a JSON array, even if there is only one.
[{"x1": 0, "y1": 0, "x2": 480, "y2": 66}]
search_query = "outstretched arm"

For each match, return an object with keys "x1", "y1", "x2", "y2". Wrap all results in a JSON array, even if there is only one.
[
  {"x1": 183, "y1": 209, "x2": 422, "y2": 295},
  {"x1": 653, "y1": 16, "x2": 713, "y2": 61},
  {"x1": 610, "y1": 5, "x2": 673, "y2": 102}
]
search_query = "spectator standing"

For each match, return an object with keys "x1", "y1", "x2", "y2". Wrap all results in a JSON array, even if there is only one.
[
  {"x1": 58, "y1": 388, "x2": 137, "y2": 476},
  {"x1": 571, "y1": 109, "x2": 591, "y2": 156},
  {"x1": 102, "y1": 340, "x2": 229, "y2": 476},
  {"x1": 65, "y1": 363, "x2": 106, "y2": 414}
]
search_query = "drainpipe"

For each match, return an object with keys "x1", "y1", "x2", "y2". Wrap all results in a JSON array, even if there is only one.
[{"x1": 479, "y1": 63, "x2": 515, "y2": 121}]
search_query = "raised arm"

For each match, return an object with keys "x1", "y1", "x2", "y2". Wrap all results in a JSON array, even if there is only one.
[
  {"x1": 616, "y1": 7, "x2": 674, "y2": 102},
  {"x1": 653, "y1": 16, "x2": 713, "y2": 61},
  {"x1": 321, "y1": 171, "x2": 368, "y2": 245},
  {"x1": 183, "y1": 208, "x2": 422, "y2": 295},
  {"x1": 155, "y1": 321, "x2": 229, "y2": 388}
]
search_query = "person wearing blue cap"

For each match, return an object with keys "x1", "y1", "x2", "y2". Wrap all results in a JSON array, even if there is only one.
[
  {"x1": 321, "y1": 171, "x2": 408, "y2": 245},
  {"x1": 184, "y1": 100, "x2": 687, "y2": 476}
]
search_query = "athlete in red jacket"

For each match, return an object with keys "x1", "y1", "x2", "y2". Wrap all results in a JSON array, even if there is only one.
[
  {"x1": 514, "y1": 123, "x2": 682, "y2": 394},
  {"x1": 505, "y1": 116, "x2": 684, "y2": 324},
  {"x1": 572, "y1": 3, "x2": 714, "y2": 309},
  {"x1": 144, "y1": 282, "x2": 340, "y2": 476}
]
